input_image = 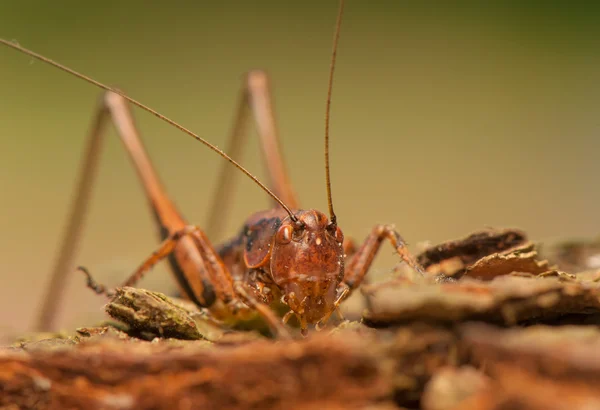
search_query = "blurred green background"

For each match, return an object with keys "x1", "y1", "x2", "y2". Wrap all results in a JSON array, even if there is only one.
[{"x1": 1, "y1": 1, "x2": 599, "y2": 335}]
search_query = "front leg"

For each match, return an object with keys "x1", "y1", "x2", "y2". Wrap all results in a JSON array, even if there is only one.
[
  {"x1": 313, "y1": 226, "x2": 424, "y2": 329},
  {"x1": 233, "y1": 282, "x2": 291, "y2": 340},
  {"x1": 242, "y1": 269, "x2": 277, "y2": 306},
  {"x1": 342, "y1": 225, "x2": 425, "y2": 293}
]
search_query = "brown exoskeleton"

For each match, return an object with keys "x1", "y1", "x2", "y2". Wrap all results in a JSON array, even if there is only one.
[{"x1": 1, "y1": 0, "x2": 425, "y2": 338}]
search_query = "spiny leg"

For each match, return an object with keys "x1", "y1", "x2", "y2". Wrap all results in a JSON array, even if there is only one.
[
  {"x1": 234, "y1": 283, "x2": 292, "y2": 340},
  {"x1": 106, "y1": 92, "x2": 254, "y2": 311},
  {"x1": 77, "y1": 225, "x2": 203, "y2": 297},
  {"x1": 37, "y1": 91, "x2": 217, "y2": 331},
  {"x1": 35, "y1": 91, "x2": 190, "y2": 331},
  {"x1": 337, "y1": 225, "x2": 425, "y2": 305},
  {"x1": 78, "y1": 266, "x2": 112, "y2": 296},
  {"x1": 79, "y1": 264, "x2": 230, "y2": 333},
  {"x1": 205, "y1": 70, "x2": 300, "y2": 240}
]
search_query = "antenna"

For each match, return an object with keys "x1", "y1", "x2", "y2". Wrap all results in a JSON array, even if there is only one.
[
  {"x1": 324, "y1": 0, "x2": 344, "y2": 226},
  {"x1": 0, "y1": 38, "x2": 298, "y2": 222}
]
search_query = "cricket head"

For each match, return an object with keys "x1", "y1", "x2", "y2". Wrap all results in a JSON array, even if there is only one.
[{"x1": 270, "y1": 209, "x2": 345, "y2": 330}]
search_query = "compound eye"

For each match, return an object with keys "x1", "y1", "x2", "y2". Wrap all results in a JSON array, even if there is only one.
[{"x1": 277, "y1": 225, "x2": 293, "y2": 244}]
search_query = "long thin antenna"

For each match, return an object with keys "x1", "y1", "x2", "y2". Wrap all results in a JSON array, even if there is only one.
[
  {"x1": 324, "y1": 0, "x2": 344, "y2": 226},
  {"x1": 0, "y1": 38, "x2": 298, "y2": 222}
]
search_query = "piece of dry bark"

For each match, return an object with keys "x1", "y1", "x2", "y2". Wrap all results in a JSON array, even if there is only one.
[
  {"x1": 416, "y1": 228, "x2": 528, "y2": 275},
  {"x1": 363, "y1": 273, "x2": 600, "y2": 327},
  {"x1": 415, "y1": 228, "x2": 552, "y2": 279},
  {"x1": 463, "y1": 245, "x2": 552, "y2": 280},
  {"x1": 0, "y1": 329, "x2": 393, "y2": 410},
  {"x1": 456, "y1": 323, "x2": 600, "y2": 410},
  {"x1": 104, "y1": 287, "x2": 274, "y2": 343},
  {"x1": 104, "y1": 287, "x2": 211, "y2": 341}
]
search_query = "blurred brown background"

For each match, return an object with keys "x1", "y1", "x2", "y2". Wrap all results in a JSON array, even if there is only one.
[{"x1": 0, "y1": 1, "x2": 599, "y2": 335}]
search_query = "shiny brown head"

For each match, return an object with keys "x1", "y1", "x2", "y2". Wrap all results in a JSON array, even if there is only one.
[{"x1": 270, "y1": 210, "x2": 344, "y2": 330}]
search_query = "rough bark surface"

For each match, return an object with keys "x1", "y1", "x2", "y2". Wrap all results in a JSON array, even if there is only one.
[
  {"x1": 0, "y1": 331, "x2": 390, "y2": 410},
  {"x1": 3, "y1": 228, "x2": 600, "y2": 409}
]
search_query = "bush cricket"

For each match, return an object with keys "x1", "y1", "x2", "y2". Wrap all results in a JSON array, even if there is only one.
[{"x1": 1, "y1": 0, "x2": 425, "y2": 338}]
